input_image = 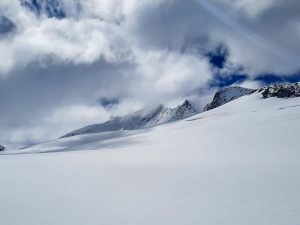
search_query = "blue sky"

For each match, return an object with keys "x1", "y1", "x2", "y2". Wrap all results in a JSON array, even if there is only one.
[
  {"x1": 0, "y1": 0, "x2": 300, "y2": 148},
  {"x1": 206, "y1": 44, "x2": 300, "y2": 88}
]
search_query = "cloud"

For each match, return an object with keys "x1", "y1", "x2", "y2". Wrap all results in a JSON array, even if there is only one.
[
  {"x1": 213, "y1": 0, "x2": 277, "y2": 18},
  {"x1": 3, "y1": 104, "x2": 109, "y2": 147},
  {"x1": 0, "y1": 16, "x2": 16, "y2": 35},
  {"x1": 234, "y1": 80, "x2": 264, "y2": 90},
  {"x1": 0, "y1": 0, "x2": 300, "y2": 148},
  {"x1": 0, "y1": 18, "x2": 126, "y2": 75},
  {"x1": 194, "y1": 0, "x2": 300, "y2": 75},
  {"x1": 1, "y1": 0, "x2": 300, "y2": 76}
]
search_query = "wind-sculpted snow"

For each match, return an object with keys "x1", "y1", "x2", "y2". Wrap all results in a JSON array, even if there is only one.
[
  {"x1": 61, "y1": 100, "x2": 197, "y2": 138},
  {"x1": 1, "y1": 92, "x2": 300, "y2": 225}
]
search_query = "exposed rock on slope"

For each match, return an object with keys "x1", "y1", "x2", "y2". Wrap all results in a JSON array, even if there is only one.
[
  {"x1": 204, "y1": 87, "x2": 255, "y2": 111},
  {"x1": 61, "y1": 100, "x2": 197, "y2": 138},
  {"x1": 259, "y1": 82, "x2": 300, "y2": 98},
  {"x1": 62, "y1": 82, "x2": 300, "y2": 138},
  {"x1": 204, "y1": 82, "x2": 300, "y2": 112}
]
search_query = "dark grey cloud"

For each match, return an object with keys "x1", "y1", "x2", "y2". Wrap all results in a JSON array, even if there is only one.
[
  {"x1": 20, "y1": 0, "x2": 66, "y2": 19},
  {"x1": 98, "y1": 97, "x2": 119, "y2": 109},
  {"x1": 0, "y1": 16, "x2": 15, "y2": 36},
  {"x1": 0, "y1": 60, "x2": 133, "y2": 148}
]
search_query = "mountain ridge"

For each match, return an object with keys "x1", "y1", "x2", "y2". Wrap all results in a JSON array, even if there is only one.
[
  {"x1": 204, "y1": 86, "x2": 255, "y2": 111},
  {"x1": 61, "y1": 100, "x2": 197, "y2": 138},
  {"x1": 62, "y1": 82, "x2": 300, "y2": 138},
  {"x1": 258, "y1": 82, "x2": 300, "y2": 98},
  {"x1": 204, "y1": 82, "x2": 300, "y2": 112}
]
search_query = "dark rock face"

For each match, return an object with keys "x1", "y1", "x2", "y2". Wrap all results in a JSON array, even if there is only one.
[
  {"x1": 204, "y1": 87, "x2": 255, "y2": 111},
  {"x1": 174, "y1": 100, "x2": 197, "y2": 120},
  {"x1": 0, "y1": 145, "x2": 5, "y2": 151},
  {"x1": 259, "y1": 83, "x2": 300, "y2": 99},
  {"x1": 20, "y1": 0, "x2": 66, "y2": 19}
]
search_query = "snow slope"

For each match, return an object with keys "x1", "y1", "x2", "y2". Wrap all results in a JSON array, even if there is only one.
[{"x1": 1, "y1": 92, "x2": 300, "y2": 225}]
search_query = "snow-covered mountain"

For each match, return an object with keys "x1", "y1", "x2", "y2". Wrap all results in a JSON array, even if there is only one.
[
  {"x1": 11, "y1": 81, "x2": 300, "y2": 153},
  {"x1": 20, "y1": 0, "x2": 66, "y2": 19},
  {"x1": 61, "y1": 100, "x2": 197, "y2": 138},
  {"x1": 204, "y1": 86, "x2": 255, "y2": 111},
  {"x1": 2, "y1": 83, "x2": 300, "y2": 225},
  {"x1": 204, "y1": 83, "x2": 300, "y2": 112}
]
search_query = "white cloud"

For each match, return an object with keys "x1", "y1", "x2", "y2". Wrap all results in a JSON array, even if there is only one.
[
  {"x1": 1, "y1": 0, "x2": 300, "y2": 77},
  {"x1": 45, "y1": 104, "x2": 109, "y2": 124},
  {"x1": 0, "y1": 17, "x2": 126, "y2": 75},
  {"x1": 3, "y1": 104, "x2": 110, "y2": 149},
  {"x1": 214, "y1": 0, "x2": 277, "y2": 18},
  {"x1": 235, "y1": 80, "x2": 264, "y2": 90}
]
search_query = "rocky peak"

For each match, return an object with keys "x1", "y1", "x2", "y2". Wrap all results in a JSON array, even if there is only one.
[
  {"x1": 174, "y1": 100, "x2": 197, "y2": 120},
  {"x1": 61, "y1": 100, "x2": 197, "y2": 138},
  {"x1": 258, "y1": 82, "x2": 300, "y2": 99},
  {"x1": 204, "y1": 86, "x2": 255, "y2": 111}
]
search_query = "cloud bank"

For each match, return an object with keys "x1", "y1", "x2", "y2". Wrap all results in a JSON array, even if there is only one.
[{"x1": 0, "y1": 0, "x2": 300, "y2": 148}]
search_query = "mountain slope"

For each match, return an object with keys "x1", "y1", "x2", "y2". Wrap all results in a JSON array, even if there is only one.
[
  {"x1": 259, "y1": 82, "x2": 300, "y2": 98},
  {"x1": 1, "y1": 90, "x2": 300, "y2": 225},
  {"x1": 61, "y1": 100, "x2": 197, "y2": 138},
  {"x1": 204, "y1": 86, "x2": 255, "y2": 111}
]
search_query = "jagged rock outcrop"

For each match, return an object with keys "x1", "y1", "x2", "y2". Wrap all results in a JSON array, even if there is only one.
[
  {"x1": 61, "y1": 100, "x2": 197, "y2": 138},
  {"x1": 258, "y1": 82, "x2": 300, "y2": 99},
  {"x1": 175, "y1": 100, "x2": 197, "y2": 120},
  {"x1": 204, "y1": 87, "x2": 255, "y2": 111},
  {"x1": 62, "y1": 83, "x2": 300, "y2": 138},
  {"x1": 204, "y1": 82, "x2": 300, "y2": 112}
]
